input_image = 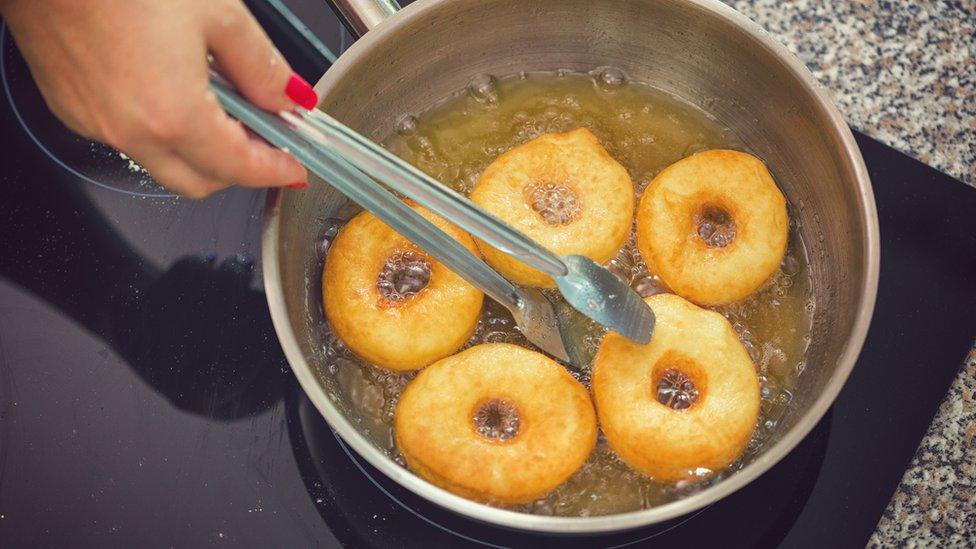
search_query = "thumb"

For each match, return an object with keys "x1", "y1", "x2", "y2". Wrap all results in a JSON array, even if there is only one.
[{"x1": 205, "y1": 3, "x2": 318, "y2": 111}]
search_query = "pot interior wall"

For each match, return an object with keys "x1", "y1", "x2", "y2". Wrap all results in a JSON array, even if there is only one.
[{"x1": 274, "y1": 0, "x2": 869, "y2": 501}]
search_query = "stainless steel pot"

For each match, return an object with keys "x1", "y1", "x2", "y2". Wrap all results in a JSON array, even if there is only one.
[{"x1": 261, "y1": 0, "x2": 880, "y2": 533}]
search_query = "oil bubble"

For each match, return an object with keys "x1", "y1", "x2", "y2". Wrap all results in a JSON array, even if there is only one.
[
  {"x1": 593, "y1": 66, "x2": 627, "y2": 91},
  {"x1": 633, "y1": 275, "x2": 664, "y2": 297},
  {"x1": 607, "y1": 259, "x2": 631, "y2": 283},
  {"x1": 781, "y1": 254, "x2": 800, "y2": 276},
  {"x1": 395, "y1": 114, "x2": 418, "y2": 136},
  {"x1": 467, "y1": 74, "x2": 500, "y2": 104}
]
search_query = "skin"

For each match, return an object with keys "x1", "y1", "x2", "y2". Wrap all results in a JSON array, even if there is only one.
[{"x1": 0, "y1": 0, "x2": 308, "y2": 198}]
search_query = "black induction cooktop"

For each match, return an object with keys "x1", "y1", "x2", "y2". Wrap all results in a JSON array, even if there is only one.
[{"x1": 1, "y1": 4, "x2": 975, "y2": 547}]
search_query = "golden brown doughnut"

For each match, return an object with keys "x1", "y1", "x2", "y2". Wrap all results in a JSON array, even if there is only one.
[
  {"x1": 322, "y1": 205, "x2": 483, "y2": 371},
  {"x1": 395, "y1": 343, "x2": 597, "y2": 504},
  {"x1": 592, "y1": 294, "x2": 760, "y2": 482},
  {"x1": 470, "y1": 128, "x2": 634, "y2": 287},
  {"x1": 636, "y1": 149, "x2": 788, "y2": 305}
]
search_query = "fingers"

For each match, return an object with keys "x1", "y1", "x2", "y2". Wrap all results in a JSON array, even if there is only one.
[
  {"x1": 174, "y1": 91, "x2": 308, "y2": 189},
  {"x1": 113, "y1": 65, "x2": 308, "y2": 198},
  {"x1": 129, "y1": 132, "x2": 305, "y2": 199},
  {"x1": 124, "y1": 106, "x2": 309, "y2": 201},
  {"x1": 135, "y1": 148, "x2": 231, "y2": 199},
  {"x1": 205, "y1": 2, "x2": 317, "y2": 111}
]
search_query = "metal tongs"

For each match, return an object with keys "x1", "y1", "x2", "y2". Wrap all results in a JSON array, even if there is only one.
[{"x1": 210, "y1": 75, "x2": 654, "y2": 367}]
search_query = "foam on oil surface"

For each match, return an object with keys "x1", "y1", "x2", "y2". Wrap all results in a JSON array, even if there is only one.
[{"x1": 314, "y1": 70, "x2": 814, "y2": 516}]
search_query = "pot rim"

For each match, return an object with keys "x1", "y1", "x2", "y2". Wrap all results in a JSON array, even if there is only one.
[{"x1": 262, "y1": 0, "x2": 880, "y2": 534}]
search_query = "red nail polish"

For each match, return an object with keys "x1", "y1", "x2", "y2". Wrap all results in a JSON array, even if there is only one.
[
  {"x1": 287, "y1": 182, "x2": 309, "y2": 189},
  {"x1": 285, "y1": 74, "x2": 318, "y2": 109}
]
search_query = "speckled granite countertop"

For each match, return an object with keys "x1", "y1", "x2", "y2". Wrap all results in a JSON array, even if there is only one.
[
  {"x1": 726, "y1": 0, "x2": 975, "y2": 545},
  {"x1": 730, "y1": 0, "x2": 974, "y2": 186}
]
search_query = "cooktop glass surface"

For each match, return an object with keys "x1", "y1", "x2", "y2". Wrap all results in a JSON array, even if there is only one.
[{"x1": 1, "y1": 4, "x2": 975, "y2": 547}]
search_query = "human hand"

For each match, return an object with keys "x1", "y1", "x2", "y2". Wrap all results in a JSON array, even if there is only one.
[{"x1": 2, "y1": 0, "x2": 317, "y2": 197}]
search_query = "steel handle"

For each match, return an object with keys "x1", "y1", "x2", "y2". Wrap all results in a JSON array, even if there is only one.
[{"x1": 325, "y1": 0, "x2": 400, "y2": 37}]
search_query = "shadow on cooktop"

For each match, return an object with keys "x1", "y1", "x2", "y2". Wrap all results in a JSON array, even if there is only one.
[{"x1": 0, "y1": 165, "x2": 290, "y2": 421}]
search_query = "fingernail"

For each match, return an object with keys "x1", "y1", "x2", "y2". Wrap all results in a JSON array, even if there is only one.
[
  {"x1": 285, "y1": 73, "x2": 318, "y2": 109},
  {"x1": 287, "y1": 182, "x2": 309, "y2": 189}
]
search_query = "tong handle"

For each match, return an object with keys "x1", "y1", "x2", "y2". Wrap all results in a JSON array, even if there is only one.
[
  {"x1": 209, "y1": 75, "x2": 522, "y2": 309},
  {"x1": 302, "y1": 109, "x2": 569, "y2": 278}
]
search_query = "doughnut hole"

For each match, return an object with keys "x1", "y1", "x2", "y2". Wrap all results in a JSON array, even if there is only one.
[
  {"x1": 376, "y1": 249, "x2": 432, "y2": 306},
  {"x1": 471, "y1": 128, "x2": 634, "y2": 287},
  {"x1": 525, "y1": 183, "x2": 582, "y2": 226},
  {"x1": 651, "y1": 352, "x2": 709, "y2": 411},
  {"x1": 472, "y1": 398, "x2": 521, "y2": 442},
  {"x1": 694, "y1": 203, "x2": 737, "y2": 249}
]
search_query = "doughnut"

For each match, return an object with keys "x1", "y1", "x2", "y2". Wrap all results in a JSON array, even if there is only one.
[
  {"x1": 395, "y1": 343, "x2": 597, "y2": 504},
  {"x1": 635, "y1": 149, "x2": 788, "y2": 305},
  {"x1": 470, "y1": 128, "x2": 634, "y2": 287},
  {"x1": 592, "y1": 294, "x2": 759, "y2": 482},
  {"x1": 322, "y1": 205, "x2": 483, "y2": 371}
]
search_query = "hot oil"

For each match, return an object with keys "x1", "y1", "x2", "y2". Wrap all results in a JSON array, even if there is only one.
[
  {"x1": 316, "y1": 69, "x2": 814, "y2": 516},
  {"x1": 387, "y1": 68, "x2": 744, "y2": 197}
]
